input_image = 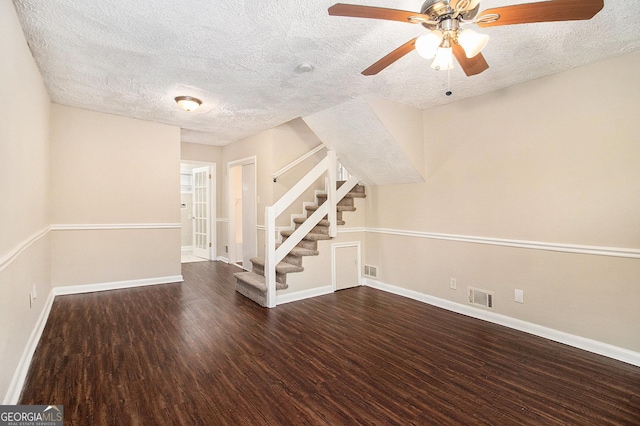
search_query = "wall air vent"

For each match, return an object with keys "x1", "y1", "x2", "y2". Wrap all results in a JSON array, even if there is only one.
[
  {"x1": 468, "y1": 287, "x2": 494, "y2": 309},
  {"x1": 364, "y1": 265, "x2": 378, "y2": 278}
]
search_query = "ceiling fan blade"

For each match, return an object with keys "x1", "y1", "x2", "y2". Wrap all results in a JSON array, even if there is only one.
[
  {"x1": 328, "y1": 3, "x2": 432, "y2": 25},
  {"x1": 477, "y1": 0, "x2": 604, "y2": 28},
  {"x1": 362, "y1": 38, "x2": 417, "y2": 76},
  {"x1": 452, "y1": 42, "x2": 489, "y2": 76}
]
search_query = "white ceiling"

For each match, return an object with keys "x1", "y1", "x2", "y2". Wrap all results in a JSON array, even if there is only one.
[{"x1": 13, "y1": 0, "x2": 640, "y2": 146}]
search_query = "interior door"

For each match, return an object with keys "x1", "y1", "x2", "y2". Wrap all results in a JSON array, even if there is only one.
[
  {"x1": 241, "y1": 163, "x2": 257, "y2": 270},
  {"x1": 335, "y1": 245, "x2": 360, "y2": 291},
  {"x1": 192, "y1": 166, "x2": 210, "y2": 259}
]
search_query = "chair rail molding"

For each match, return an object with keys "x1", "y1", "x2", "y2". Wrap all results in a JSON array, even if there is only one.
[
  {"x1": 0, "y1": 226, "x2": 50, "y2": 273},
  {"x1": 365, "y1": 227, "x2": 640, "y2": 259},
  {"x1": 50, "y1": 223, "x2": 181, "y2": 231}
]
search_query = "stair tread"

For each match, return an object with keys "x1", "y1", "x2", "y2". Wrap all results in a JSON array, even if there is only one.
[
  {"x1": 276, "y1": 245, "x2": 320, "y2": 257},
  {"x1": 280, "y1": 230, "x2": 332, "y2": 241},
  {"x1": 250, "y1": 257, "x2": 305, "y2": 273},
  {"x1": 317, "y1": 192, "x2": 366, "y2": 199},
  {"x1": 306, "y1": 205, "x2": 356, "y2": 212},
  {"x1": 293, "y1": 218, "x2": 345, "y2": 226},
  {"x1": 233, "y1": 271, "x2": 288, "y2": 291}
]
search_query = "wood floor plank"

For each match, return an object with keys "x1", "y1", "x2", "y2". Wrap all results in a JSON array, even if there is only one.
[{"x1": 19, "y1": 261, "x2": 640, "y2": 424}]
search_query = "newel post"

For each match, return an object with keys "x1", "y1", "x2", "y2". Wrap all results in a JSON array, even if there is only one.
[
  {"x1": 327, "y1": 150, "x2": 337, "y2": 238},
  {"x1": 265, "y1": 206, "x2": 277, "y2": 308}
]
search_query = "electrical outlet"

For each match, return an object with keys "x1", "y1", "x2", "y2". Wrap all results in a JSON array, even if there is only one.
[
  {"x1": 514, "y1": 289, "x2": 524, "y2": 304},
  {"x1": 450, "y1": 278, "x2": 457, "y2": 290},
  {"x1": 31, "y1": 284, "x2": 38, "y2": 299}
]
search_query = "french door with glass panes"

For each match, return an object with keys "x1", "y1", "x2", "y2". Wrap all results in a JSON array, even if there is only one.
[{"x1": 192, "y1": 167, "x2": 210, "y2": 259}]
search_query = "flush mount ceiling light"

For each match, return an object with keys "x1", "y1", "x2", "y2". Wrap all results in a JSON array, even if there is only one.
[
  {"x1": 175, "y1": 96, "x2": 202, "y2": 112},
  {"x1": 328, "y1": 0, "x2": 604, "y2": 76},
  {"x1": 296, "y1": 62, "x2": 314, "y2": 73}
]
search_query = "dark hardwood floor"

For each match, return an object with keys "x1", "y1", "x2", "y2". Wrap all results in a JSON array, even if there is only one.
[{"x1": 20, "y1": 261, "x2": 640, "y2": 425}]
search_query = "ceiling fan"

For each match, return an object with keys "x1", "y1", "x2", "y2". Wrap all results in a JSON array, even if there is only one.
[{"x1": 328, "y1": 0, "x2": 605, "y2": 76}]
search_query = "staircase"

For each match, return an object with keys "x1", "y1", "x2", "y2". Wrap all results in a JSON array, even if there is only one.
[{"x1": 234, "y1": 181, "x2": 365, "y2": 307}]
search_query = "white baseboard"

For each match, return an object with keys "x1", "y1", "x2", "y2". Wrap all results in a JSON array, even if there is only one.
[
  {"x1": 216, "y1": 256, "x2": 229, "y2": 263},
  {"x1": 3, "y1": 289, "x2": 56, "y2": 404},
  {"x1": 364, "y1": 278, "x2": 640, "y2": 367},
  {"x1": 53, "y1": 275, "x2": 184, "y2": 296},
  {"x1": 277, "y1": 285, "x2": 334, "y2": 305},
  {"x1": 181, "y1": 246, "x2": 193, "y2": 253}
]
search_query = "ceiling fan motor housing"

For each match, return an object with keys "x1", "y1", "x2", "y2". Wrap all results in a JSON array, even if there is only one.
[{"x1": 420, "y1": 0, "x2": 480, "y2": 29}]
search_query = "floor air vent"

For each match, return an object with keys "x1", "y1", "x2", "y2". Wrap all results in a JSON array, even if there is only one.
[{"x1": 468, "y1": 287, "x2": 494, "y2": 309}]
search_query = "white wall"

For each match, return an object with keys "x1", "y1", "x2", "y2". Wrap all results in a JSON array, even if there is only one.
[
  {"x1": 0, "y1": 0, "x2": 52, "y2": 402},
  {"x1": 364, "y1": 51, "x2": 640, "y2": 352}
]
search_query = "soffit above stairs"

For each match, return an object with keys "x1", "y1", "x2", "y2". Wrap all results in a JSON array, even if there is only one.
[{"x1": 303, "y1": 97, "x2": 425, "y2": 186}]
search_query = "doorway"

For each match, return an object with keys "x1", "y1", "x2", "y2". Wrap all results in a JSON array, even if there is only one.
[
  {"x1": 228, "y1": 157, "x2": 257, "y2": 270},
  {"x1": 332, "y1": 242, "x2": 361, "y2": 291},
  {"x1": 180, "y1": 162, "x2": 216, "y2": 263}
]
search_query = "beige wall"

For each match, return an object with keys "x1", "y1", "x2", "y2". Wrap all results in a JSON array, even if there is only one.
[
  {"x1": 51, "y1": 229, "x2": 179, "y2": 285},
  {"x1": 50, "y1": 105, "x2": 181, "y2": 286},
  {"x1": 222, "y1": 129, "x2": 274, "y2": 221},
  {"x1": 364, "y1": 51, "x2": 640, "y2": 352},
  {"x1": 181, "y1": 142, "x2": 222, "y2": 164},
  {"x1": 272, "y1": 118, "x2": 326, "y2": 202},
  {"x1": 220, "y1": 118, "x2": 330, "y2": 261},
  {"x1": 0, "y1": 1, "x2": 52, "y2": 401}
]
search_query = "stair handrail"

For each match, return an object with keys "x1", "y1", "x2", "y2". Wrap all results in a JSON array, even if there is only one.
[
  {"x1": 271, "y1": 144, "x2": 326, "y2": 182},
  {"x1": 265, "y1": 150, "x2": 340, "y2": 308}
]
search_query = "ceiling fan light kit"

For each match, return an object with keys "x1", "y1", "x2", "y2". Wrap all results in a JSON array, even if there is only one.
[
  {"x1": 431, "y1": 46, "x2": 454, "y2": 71},
  {"x1": 328, "y1": 0, "x2": 605, "y2": 76},
  {"x1": 415, "y1": 30, "x2": 443, "y2": 59},
  {"x1": 457, "y1": 28, "x2": 490, "y2": 58}
]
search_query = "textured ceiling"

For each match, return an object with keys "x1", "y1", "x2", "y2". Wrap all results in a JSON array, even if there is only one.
[{"x1": 13, "y1": 0, "x2": 640, "y2": 145}]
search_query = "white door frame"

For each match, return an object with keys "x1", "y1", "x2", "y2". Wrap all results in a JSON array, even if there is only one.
[
  {"x1": 331, "y1": 241, "x2": 362, "y2": 291},
  {"x1": 227, "y1": 156, "x2": 257, "y2": 267},
  {"x1": 181, "y1": 161, "x2": 216, "y2": 260}
]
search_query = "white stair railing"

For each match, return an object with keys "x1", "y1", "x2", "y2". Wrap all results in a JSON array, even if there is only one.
[
  {"x1": 271, "y1": 144, "x2": 326, "y2": 182},
  {"x1": 265, "y1": 150, "x2": 358, "y2": 308}
]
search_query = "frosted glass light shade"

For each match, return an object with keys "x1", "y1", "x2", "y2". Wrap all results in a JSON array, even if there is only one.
[
  {"x1": 457, "y1": 29, "x2": 489, "y2": 58},
  {"x1": 430, "y1": 47, "x2": 453, "y2": 71},
  {"x1": 415, "y1": 30, "x2": 443, "y2": 60},
  {"x1": 175, "y1": 96, "x2": 202, "y2": 112}
]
